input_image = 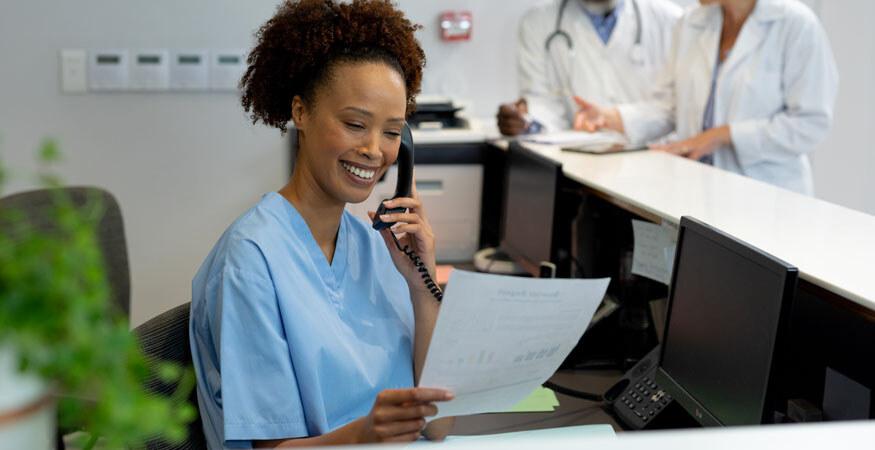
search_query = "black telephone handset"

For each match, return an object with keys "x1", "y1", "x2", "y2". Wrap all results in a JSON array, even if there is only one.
[
  {"x1": 371, "y1": 125, "x2": 443, "y2": 302},
  {"x1": 371, "y1": 125, "x2": 414, "y2": 231}
]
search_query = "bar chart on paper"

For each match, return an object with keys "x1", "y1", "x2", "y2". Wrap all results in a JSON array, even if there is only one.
[
  {"x1": 513, "y1": 345, "x2": 561, "y2": 363},
  {"x1": 440, "y1": 350, "x2": 497, "y2": 368}
]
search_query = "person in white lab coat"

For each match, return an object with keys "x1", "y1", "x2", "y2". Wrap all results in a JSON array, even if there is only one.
[
  {"x1": 497, "y1": 0, "x2": 682, "y2": 135},
  {"x1": 575, "y1": 0, "x2": 839, "y2": 195}
]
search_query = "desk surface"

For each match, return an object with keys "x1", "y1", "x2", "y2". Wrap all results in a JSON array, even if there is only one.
[
  {"x1": 505, "y1": 141, "x2": 875, "y2": 312},
  {"x1": 384, "y1": 365, "x2": 875, "y2": 449},
  {"x1": 451, "y1": 370, "x2": 621, "y2": 436},
  {"x1": 436, "y1": 421, "x2": 875, "y2": 449}
]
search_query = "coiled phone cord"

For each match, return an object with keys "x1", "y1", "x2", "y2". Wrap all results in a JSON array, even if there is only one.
[
  {"x1": 542, "y1": 380, "x2": 604, "y2": 402},
  {"x1": 390, "y1": 233, "x2": 443, "y2": 302}
]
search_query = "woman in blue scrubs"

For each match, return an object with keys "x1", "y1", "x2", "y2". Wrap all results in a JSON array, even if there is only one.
[{"x1": 189, "y1": 1, "x2": 454, "y2": 447}]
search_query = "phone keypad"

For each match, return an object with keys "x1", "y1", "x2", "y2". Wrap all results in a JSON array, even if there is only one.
[{"x1": 618, "y1": 376, "x2": 672, "y2": 425}]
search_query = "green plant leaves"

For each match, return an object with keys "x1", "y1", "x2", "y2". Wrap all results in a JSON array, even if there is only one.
[
  {"x1": 39, "y1": 139, "x2": 61, "y2": 163},
  {"x1": 0, "y1": 142, "x2": 195, "y2": 448}
]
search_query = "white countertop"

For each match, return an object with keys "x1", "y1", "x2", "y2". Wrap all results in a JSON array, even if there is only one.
[
  {"x1": 410, "y1": 125, "x2": 875, "y2": 310},
  {"x1": 518, "y1": 142, "x2": 875, "y2": 311},
  {"x1": 411, "y1": 118, "x2": 502, "y2": 145},
  {"x1": 412, "y1": 127, "x2": 488, "y2": 145},
  {"x1": 358, "y1": 421, "x2": 875, "y2": 449}
]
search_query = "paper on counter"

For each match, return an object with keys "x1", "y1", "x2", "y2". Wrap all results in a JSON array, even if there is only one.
[
  {"x1": 518, "y1": 130, "x2": 625, "y2": 146},
  {"x1": 631, "y1": 219, "x2": 678, "y2": 285},
  {"x1": 418, "y1": 270, "x2": 609, "y2": 420}
]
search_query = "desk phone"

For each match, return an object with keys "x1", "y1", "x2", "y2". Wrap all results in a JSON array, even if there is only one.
[{"x1": 606, "y1": 346, "x2": 673, "y2": 429}]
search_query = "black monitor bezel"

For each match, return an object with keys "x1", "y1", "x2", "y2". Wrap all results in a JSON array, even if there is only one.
[
  {"x1": 500, "y1": 142, "x2": 563, "y2": 276},
  {"x1": 656, "y1": 216, "x2": 799, "y2": 427}
]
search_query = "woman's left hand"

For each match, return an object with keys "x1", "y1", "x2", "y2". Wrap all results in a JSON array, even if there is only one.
[
  {"x1": 369, "y1": 181, "x2": 437, "y2": 296},
  {"x1": 650, "y1": 126, "x2": 731, "y2": 160}
]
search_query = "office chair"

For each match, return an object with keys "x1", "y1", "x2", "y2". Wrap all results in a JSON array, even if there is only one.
[
  {"x1": 135, "y1": 302, "x2": 206, "y2": 450},
  {"x1": 0, "y1": 186, "x2": 131, "y2": 318}
]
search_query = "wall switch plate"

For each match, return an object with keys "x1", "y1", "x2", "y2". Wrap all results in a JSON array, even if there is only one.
[
  {"x1": 210, "y1": 49, "x2": 247, "y2": 91},
  {"x1": 89, "y1": 49, "x2": 129, "y2": 91},
  {"x1": 170, "y1": 50, "x2": 209, "y2": 91},
  {"x1": 60, "y1": 49, "x2": 87, "y2": 94},
  {"x1": 130, "y1": 49, "x2": 170, "y2": 91}
]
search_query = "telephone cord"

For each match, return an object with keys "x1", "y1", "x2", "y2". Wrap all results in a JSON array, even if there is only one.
[
  {"x1": 542, "y1": 381, "x2": 604, "y2": 402},
  {"x1": 390, "y1": 233, "x2": 443, "y2": 302}
]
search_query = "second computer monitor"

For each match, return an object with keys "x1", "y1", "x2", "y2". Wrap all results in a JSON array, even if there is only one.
[
  {"x1": 500, "y1": 142, "x2": 563, "y2": 276},
  {"x1": 657, "y1": 217, "x2": 798, "y2": 426}
]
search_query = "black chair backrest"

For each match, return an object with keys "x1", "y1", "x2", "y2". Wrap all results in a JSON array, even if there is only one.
[
  {"x1": 0, "y1": 186, "x2": 130, "y2": 318},
  {"x1": 134, "y1": 302, "x2": 206, "y2": 450}
]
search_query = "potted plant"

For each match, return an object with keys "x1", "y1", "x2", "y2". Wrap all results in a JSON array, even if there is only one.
[{"x1": 0, "y1": 140, "x2": 195, "y2": 449}]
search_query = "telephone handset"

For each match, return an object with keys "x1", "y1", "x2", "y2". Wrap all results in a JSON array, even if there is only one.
[{"x1": 371, "y1": 125, "x2": 443, "y2": 302}]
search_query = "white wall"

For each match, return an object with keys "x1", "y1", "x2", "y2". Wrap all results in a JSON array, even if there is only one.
[
  {"x1": 0, "y1": 1, "x2": 289, "y2": 326},
  {"x1": 398, "y1": 0, "x2": 534, "y2": 117},
  {"x1": 0, "y1": 0, "x2": 869, "y2": 326},
  {"x1": 811, "y1": 0, "x2": 875, "y2": 215}
]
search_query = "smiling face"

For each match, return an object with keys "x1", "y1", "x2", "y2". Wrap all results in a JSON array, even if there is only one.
[{"x1": 291, "y1": 61, "x2": 408, "y2": 207}]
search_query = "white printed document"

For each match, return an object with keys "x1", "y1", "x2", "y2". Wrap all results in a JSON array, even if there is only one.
[
  {"x1": 418, "y1": 270, "x2": 610, "y2": 419},
  {"x1": 518, "y1": 130, "x2": 626, "y2": 146},
  {"x1": 631, "y1": 219, "x2": 678, "y2": 285}
]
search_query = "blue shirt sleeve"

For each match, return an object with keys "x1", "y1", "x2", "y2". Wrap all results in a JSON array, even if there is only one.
[{"x1": 212, "y1": 241, "x2": 309, "y2": 444}]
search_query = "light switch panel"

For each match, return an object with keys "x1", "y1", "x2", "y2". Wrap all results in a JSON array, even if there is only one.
[
  {"x1": 170, "y1": 50, "x2": 209, "y2": 91},
  {"x1": 210, "y1": 49, "x2": 247, "y2": 92},
  {"x1": 60, "y1": 49, "x2": 87, "y2": 94},
  {"x1": 88, "y1": 49, "x2": 129, "y2": 91},
  {"x1": 130, "y1": 49, "x2": 170, "y2": 91}
]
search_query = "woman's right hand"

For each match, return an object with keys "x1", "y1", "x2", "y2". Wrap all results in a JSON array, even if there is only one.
[
  {"x1": 356, "y1": 388, "x2": 454, "y2": 443},
  {"x1": 572, "y1": 96, "x2": 624, "y2": 134}
]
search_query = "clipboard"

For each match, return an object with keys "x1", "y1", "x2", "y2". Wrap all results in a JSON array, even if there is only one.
[{"x1": 561, "y1": 141, "x2": 648, "y2": 155}]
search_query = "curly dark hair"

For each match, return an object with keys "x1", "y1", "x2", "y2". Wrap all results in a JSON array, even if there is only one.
[{"x1": 240, "y1": 0, "x2": 426, "y2": 133}]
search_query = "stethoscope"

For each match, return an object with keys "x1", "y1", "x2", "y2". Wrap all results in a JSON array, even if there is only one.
[{"x1": 544, "y1": 0, "x2": 644, "y2": 97}]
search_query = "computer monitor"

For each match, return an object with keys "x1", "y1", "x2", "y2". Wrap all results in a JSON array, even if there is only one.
[
  {"x1": 656, "y1": 216, "x2": 798, "y2": 426},
  {"x1": 500, "y1": 142, "x2": 563, "y2": 276}
]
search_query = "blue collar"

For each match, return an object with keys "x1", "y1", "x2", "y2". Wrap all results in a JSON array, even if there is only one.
[{"x1": 581, "y1": 0, "x2": 625, "y2": 44}]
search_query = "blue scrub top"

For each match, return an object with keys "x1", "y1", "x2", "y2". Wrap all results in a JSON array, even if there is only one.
[{"x1": 190, "y1": 192, "x2": 415, "y2": 449}]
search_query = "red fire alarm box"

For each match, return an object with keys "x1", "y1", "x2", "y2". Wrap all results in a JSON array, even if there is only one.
[{"x1": 439, "y1": 11, "x2": 472, "y2": 42}]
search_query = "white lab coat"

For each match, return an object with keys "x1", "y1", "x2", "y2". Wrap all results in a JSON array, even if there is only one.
[
  {"x1": 518, "y1": 0, "x2": 682, "y2": 131},
  {"x1": 617, "y1": 0, "x2": 839, "y2": 195}
]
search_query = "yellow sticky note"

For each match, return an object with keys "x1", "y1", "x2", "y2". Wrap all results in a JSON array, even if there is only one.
[{"x1": 504, "y1": 387, "x2": 559, "y2": 413}]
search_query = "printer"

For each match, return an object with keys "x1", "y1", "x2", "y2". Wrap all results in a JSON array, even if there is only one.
[{"x1": 409, "y1": 96, "x2": 470, "y2": 130}]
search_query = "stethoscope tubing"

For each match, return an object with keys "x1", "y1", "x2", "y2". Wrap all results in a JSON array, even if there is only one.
[
  {"x1": 543, "y1": 0, "x2": 644, "y2": 98},
  {"x1": 544, "y1": 0, "x2": 642, "y2": 51}
]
